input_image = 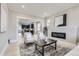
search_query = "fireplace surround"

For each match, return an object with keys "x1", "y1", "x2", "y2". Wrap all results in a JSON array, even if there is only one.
[{"x1": 51, "y1": 32, "x2": 66, "y2": 39}]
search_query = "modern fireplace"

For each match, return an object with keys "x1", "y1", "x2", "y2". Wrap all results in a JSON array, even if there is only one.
[{"x1": 51, "y1": 32, "x2": 66, "y2": 39}]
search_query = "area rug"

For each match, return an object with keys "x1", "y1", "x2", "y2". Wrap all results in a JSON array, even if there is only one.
[{"x1": 20, "y1": 43, "x2": 71, "y2": 56}]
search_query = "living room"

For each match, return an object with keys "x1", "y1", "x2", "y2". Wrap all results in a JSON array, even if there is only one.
[{"x1": 0, "y1": 3, "x2": 79, "y2": 56}]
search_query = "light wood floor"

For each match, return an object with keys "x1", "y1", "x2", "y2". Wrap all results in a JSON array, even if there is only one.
[
  {"x1": 3, "y1": 43, "x2": 19, "y2": 56},
  {"x1": 3, "y1": 33, "x2": 22, "y2": 56}
]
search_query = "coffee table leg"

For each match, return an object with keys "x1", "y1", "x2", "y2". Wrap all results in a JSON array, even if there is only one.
[
  {"x1": 35, "y1": 44, "x2": 37, "y2": 50},
  {"x1": 42, "y1": 46, "x2": 44, "y2": 56},
  {"x1": 55, "y1": 42, "x2": 57, "y2": 50}
]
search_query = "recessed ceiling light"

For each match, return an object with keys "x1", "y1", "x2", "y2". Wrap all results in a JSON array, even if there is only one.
[{"x1": 21, "y1": 5, "x2": 25, "y2": 8}]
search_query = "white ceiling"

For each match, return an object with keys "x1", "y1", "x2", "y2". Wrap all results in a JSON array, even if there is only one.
[
  {"x1": 7, "y1": 3, "x2": 79, "y2": 18},
  {"x1": 19, "y1": 19, "x2": 33, "y2": 25}
]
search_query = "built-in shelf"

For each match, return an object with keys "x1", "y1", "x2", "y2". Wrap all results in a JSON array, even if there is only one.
[{"x1": 22, "y1": 23, "x2": 34, "y2": 35}]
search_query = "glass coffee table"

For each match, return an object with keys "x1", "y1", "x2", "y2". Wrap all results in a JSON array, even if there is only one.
[{"x1": 35, "y1": 39, "x2": 57, "y2": 56}]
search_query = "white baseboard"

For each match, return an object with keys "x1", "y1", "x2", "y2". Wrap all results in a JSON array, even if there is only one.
[
  {"x1": 10, "y1": 39, "x2": 18, "y2": 44},
  {"x1": 0, "y1": 42, "x2": 8, "y2": 56}
]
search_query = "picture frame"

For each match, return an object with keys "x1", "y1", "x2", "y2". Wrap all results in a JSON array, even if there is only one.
[{"x1": 55, "y1": 14, "x2": 67, "y2": 27}]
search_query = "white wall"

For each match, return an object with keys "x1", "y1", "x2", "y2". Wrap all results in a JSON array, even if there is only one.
[
  {"x1": 47, "y1": 6, "x2": 79, "y2": 44},
  {"x1": 0, "y1": 4, "x2": 8, "y2": 55},
  {"x1": 8, "y1": 11, "x2": 17, "y2": 42}
]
